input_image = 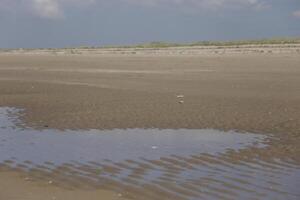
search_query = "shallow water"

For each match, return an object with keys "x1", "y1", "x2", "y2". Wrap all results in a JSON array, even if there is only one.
[{"x1": 0, "y1": 107, "x2": 300, "y2": 200}]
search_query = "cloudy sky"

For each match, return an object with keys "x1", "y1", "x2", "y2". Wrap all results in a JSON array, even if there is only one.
[{"x1": 0, "y1": 0, "x2": 299, "y2": 48}]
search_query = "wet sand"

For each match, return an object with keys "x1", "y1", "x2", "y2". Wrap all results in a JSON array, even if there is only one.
[
  {"x1": 0, "y1": 47, "x2": 300, "y2": 199},
  {"x1": 1, "y1": 107, "x2": 300, "y2": 200},
  {"x1": 0, "y1": 53, "x2": 299, "y2": 134}
]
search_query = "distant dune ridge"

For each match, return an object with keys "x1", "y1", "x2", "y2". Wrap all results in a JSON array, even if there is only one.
[
  {"x1": 1, "y1": 38, "x2": 300, "y2": 56},
  {"x1": 0, "y1": 44, "x2": 299, "y2": 56}
]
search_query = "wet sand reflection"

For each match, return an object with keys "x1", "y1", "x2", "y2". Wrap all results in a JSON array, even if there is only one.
[{"x1": 0, "y1": 107, "x2": 299, "y2": 200}]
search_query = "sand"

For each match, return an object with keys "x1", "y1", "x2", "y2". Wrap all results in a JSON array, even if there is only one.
[
  {"x1": 0, "y1": 52, "x2": 299, "y2": 134},
  {"x1": 0, "y1": 170, "x2": 126, "y2": 200},
  {"x1": 0, "y1": 46, "x2": 300, "y2": 199}
]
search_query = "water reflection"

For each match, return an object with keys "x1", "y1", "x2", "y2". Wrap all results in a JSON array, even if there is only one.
[{"x1": 0, "y1": 107, "x2": 299, "y2": 200}]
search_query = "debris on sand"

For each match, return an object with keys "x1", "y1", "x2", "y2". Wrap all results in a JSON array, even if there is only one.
[{"x1": 176, "y1": 94, "x2": 185, "y2": 104}]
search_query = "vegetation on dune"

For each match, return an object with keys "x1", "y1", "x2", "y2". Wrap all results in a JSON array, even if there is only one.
[
  {"x1": 1, "y1": 37, "x2": 300, "y2": 51},
  {"x1": 103, "y1": 37, "x2": 300, "y2": 48}
]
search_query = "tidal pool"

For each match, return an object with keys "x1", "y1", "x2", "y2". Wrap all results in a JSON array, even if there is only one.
[{"x1": 0, "y1": 107, "x2": 299, "y2": 200}]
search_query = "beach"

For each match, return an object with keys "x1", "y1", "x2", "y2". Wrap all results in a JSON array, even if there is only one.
[{"x1": 0, "y1": 45, "x2": 300, "y2": 199}]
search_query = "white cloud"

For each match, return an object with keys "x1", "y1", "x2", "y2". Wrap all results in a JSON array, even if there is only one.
[
  {"x1": 0, "y1": 0, "x2": 269, "y2": 19},
  {"x1": 0, "y1": 0, "x2": 96, "y2": 19},
  {"x1": 28, "y1": 0, "x2": 96, "y2": 19},
  {"x1": 30, "y1": 0, "x2": 63, "y2": 19},
  {"x1": 292, "y1": 10, "x2": 300, "y2": 19}
]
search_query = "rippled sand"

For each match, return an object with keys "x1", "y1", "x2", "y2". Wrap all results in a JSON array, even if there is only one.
[{"x1": 0, "y1": 107, "x2": 299, "y2": 200}]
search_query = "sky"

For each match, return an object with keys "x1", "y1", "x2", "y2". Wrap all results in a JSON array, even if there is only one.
[{"x1": 0, "y1": 0, "x2": 300, "y2": 48}]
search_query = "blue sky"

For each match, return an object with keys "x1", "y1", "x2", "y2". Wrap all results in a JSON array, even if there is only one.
[{"x1": 0, "y1": 0, "x2": 299, "y2": 48}]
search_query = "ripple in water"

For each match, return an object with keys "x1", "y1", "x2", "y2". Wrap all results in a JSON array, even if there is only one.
[{"x1": 0, "y1": 107, "x2": 299, "y2": 200}]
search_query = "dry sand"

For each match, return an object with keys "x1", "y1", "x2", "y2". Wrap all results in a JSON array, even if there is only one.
[
  {"x1": 0, "y1": 170, "x2": 126, "y2": 200},
  {"x1": 0, "y1": 46, "x2": 300, "y2": 199}
]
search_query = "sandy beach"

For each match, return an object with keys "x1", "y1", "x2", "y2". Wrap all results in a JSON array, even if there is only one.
[
  {"x1": 0, "y1": 47, "x2": 299, "y2": 134},
  {"x1": 0, "y1": 45, "x2": 300, "y2": 199}
]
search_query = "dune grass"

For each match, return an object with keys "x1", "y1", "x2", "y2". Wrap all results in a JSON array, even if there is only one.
[
  {"x1": 1, "y1": 37, "x2": 300, "y2": 51},
  {"x1": 103, "y1": 37, "x2": 300, "y2": 49}
]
